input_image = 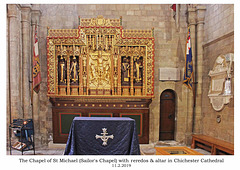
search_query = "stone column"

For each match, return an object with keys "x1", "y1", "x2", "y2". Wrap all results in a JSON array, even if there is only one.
[
  {"x1": 185, "y1": 6, "x2": 197, "y2": 145},
  {"x1": 21, "y1": 4, "x2": 32, "y2": 118},
  {"x1": 194, "y1": 6, "x2": 206, "y2": 133},
  {"x1": 31, "y1": 9, "x2": 42, "y2": 147},
  {"x1": 7, "y1": 4, "x2": 22, "y2": 120}
]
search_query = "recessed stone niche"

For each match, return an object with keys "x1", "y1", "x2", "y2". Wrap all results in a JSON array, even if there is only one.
[{"x1": 208, "y1": 53, "x2": 234, "y2": 111}]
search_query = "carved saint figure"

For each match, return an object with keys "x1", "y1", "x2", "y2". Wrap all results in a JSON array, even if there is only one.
[
  {"x1": 121, "y1": 57, "x2": 130, "y2": 84},
  {"x1": 70, "y1": 57, "x2": 79, "y2": 84},
  {"x1": 134, "y1": 57, "x2": 143, "y2": 84},
  {"x1": 59, "y1": 56, "x2": 66, "y2": 84}
]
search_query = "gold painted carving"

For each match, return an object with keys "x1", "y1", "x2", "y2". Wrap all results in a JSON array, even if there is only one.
[
  {"x1": 47, "y1": 16, "x2": 154, "y2": 97},
  {"x1": 89, "y1": 51, "x2": 111, "y2": 89},
  {"x1": 70, "y1": 57, "x2": 79, "y2": 83},
  {"x1": 47, "y1": 39, "x2": 56, "y2": 94},
  {"x1": 48, "y1": 29, "x2": 79, "y2": 38},
  {"x1": 80, "y1": 15, "x2": 121, "y2": 27}
]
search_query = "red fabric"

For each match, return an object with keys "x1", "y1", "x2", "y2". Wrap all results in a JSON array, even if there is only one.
[{"x1": 171, "y1": 4, "x2": 176, "y2": 12}]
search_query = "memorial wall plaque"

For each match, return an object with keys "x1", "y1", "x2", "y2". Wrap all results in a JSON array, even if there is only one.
[
  {"x1": 208, "y1": 53, "x2": 234, "y2": 111},
  {"x1": 159, "y1": 68, "x2": 180, "y2": 81}
]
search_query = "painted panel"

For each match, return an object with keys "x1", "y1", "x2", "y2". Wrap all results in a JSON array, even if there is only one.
[
  {"x1": 120, "y1": 113, "x2": 143, "y2": 136},
  {"x1": 59, "y1": 113, "x2": 81, "y2": 135}
]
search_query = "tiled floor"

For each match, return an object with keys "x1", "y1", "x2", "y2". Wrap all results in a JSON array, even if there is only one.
[{"x1": 6, "y1": 140, "x2": 211, "y2": 155}]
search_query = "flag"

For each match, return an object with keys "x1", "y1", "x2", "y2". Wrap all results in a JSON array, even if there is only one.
[
  {"x1": 183, "y1": 28, "x2": 194, "y2": 90},
  {"x1": 170, "y1": 4, "x2": 176, "y2": 12},
  {"x1": 170, "y1": 4, "x2": 177, "y2": 19},
  {"x1": 33, "y1": 25, "x2": 41, "y2": 93}
]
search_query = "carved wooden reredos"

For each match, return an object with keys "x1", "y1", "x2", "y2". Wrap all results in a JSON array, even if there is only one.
[{"x1": 47, "y1": 16, "x2": 155, "y2": 99}]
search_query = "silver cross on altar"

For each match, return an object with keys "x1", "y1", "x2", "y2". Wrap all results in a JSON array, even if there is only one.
[{"x1": 95, "y1": 128, "x2": 114, "y2": 146}]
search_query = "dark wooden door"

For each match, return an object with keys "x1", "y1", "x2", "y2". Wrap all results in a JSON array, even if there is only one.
[{"x1": 159, "y1": 90, "x2": 175, "y2": 140}]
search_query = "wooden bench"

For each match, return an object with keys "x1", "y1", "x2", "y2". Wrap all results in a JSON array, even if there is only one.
[{"x1": 191, "y1": 134, "x2": 234, "y2": 155}]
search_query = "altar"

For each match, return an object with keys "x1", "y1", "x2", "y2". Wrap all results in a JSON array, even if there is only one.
[
  {"x1": 64, "y1": 117, "x2": 140, "y2": 155},
  {"x1": 47, "y1": 16, "x2": 155, "y2": 144}
]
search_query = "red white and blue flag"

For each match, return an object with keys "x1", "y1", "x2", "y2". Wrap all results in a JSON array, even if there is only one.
[
  {"x1": 33, "y1": 25, "x2": 41, "y2": 93},
  {"x1": 183, "y1": 28, "x2": 194, "y2": 90}
]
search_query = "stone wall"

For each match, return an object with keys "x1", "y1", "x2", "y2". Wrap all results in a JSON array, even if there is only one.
[{"x1": 202, "y1": 4, "x2": 234, "y2": 143}]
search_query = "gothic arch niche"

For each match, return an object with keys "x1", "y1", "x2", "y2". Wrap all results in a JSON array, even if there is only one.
[{"x1": 159, "y1": 89, "x2": 176, "y2": 140}]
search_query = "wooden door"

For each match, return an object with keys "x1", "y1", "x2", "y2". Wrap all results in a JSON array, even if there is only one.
[{"x1": 159, "y1": 90, "x2": 176, "y2": 140}]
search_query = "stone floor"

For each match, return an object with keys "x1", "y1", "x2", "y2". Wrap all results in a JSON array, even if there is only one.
[{"x1": 7, "y1": 140, "x2": 211, "y2": 155}]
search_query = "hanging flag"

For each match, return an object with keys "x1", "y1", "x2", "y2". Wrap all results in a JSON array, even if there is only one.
[
  {"x1": 183, "y1": 27, "x2": 194, "y2": 90},
  {"x1": 170, "y1": 4, "x2": 177, "y2": 19},
  {"x1": 170, "y1": 4, "x2": 176, "y2": 12},
  {"x1": 33, "y1": 25, "x2": 41, "y2": 93}
]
